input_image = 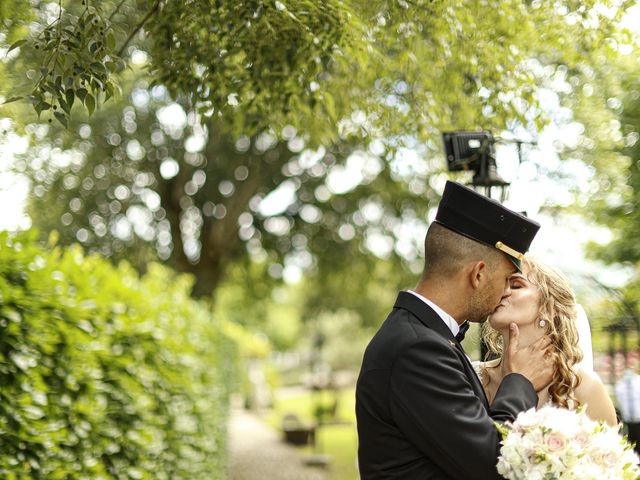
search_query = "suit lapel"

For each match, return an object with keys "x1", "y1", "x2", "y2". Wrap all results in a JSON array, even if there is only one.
[
  {"x1": 393, "y1": 292, "x2": 455, "y2": 341},
  {"x1": 393, "y1": 291, "x2": 490, "y2": 409},
  {"x1": 453, "y1": 342, "x2": 491, "y2": 409}
]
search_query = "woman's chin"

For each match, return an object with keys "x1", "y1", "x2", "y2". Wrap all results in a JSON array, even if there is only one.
[{"x1": 488, "y1": 317, "x2": 510, "y2": 331}]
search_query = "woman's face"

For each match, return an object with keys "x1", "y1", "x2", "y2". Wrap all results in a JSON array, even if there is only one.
[{"x1": 488, "y1": 268, "x2": 542, "y2": 331}]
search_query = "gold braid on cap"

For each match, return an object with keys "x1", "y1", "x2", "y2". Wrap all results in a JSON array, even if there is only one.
[{"x1": 495, "y1": 241, "x2": 525, "y2": 261}]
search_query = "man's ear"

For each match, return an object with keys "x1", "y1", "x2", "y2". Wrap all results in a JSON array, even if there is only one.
[{"x1": 468, "y1": 261, "x2": 486, "y2": 289}]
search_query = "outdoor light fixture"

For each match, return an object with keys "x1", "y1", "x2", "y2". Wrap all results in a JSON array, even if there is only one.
[{"x1": 442, "y1": 130, "x2": 509, "y2": 201}]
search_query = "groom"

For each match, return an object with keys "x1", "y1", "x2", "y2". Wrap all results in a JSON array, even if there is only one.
[{"x1": 356, "y1": 181, "x2": 554, "y2": 479}]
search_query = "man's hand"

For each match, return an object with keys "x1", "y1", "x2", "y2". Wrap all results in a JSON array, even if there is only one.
[{"x1": 504, "y1": 323, "x2": 554, "y2": 392}]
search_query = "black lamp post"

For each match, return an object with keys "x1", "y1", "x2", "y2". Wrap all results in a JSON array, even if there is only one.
[
  {"x1": 442, "y1": 131, "x2": 510, "y2": 201},
  {"x1": 304, "y1": 329, "x2": 331, "y2": 467}
]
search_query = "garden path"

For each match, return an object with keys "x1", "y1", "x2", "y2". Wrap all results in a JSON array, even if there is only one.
[{"x1": 226, "y1": 407, "x2": 328, "y2": 480}]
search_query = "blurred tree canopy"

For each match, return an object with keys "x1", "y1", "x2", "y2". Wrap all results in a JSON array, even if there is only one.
[
  {"x1": 3, "y1": 0, "x2": 631, "y2": 136},
  {"x1": 545, "y1": 32, "x2": 636, "y2": 257},
  {"x1": 2, "y1": 0, "x2": 634, "y2": 305},
  {"x1": 557, "y1": 40, "x2": 640, "y2": 328},
  {"x1": 578, "y1": 51, "x2": 640, "y2": 267}
]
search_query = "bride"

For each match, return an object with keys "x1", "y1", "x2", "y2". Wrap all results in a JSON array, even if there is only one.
[{"x1": 474, "y1": 257, "x2": 617, "y2": 426}]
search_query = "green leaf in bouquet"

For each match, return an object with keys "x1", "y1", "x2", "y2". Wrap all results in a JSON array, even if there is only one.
[{"x1": 494, "y1": 421, "x2": 509, "y2": 438}]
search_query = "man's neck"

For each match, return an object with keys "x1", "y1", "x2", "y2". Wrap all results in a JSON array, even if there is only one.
[{"x1": 414, "y1": 280, "x2": 466, "y2": 325}]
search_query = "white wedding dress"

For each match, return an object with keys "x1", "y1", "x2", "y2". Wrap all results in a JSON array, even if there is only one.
[{"x1": 574, "y1": 304, "x2": 594, "y2": 371}]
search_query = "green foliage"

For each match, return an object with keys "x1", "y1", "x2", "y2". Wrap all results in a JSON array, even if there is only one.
[
  {"x1": 222, "y1": 320, "x2": 271, "y2": 359},
  {"x1": 0, "y1": 0, "x2": 32, "y2": 42},
  {"x1": 214, "y1": 261, "x2": 306, "y2": 350},
  {"x1": 586, "y1": 62, "x2": 640, "y2": 266},
  {"x1": 146, "y1": 0, "x2": 357, "y2": 133},
  {"x1": 13, "y1": 0, "x2": 355, "y2": 129},
  {"x1": 9, "y1": 3, "x2": 124, "y2": 127},
  {"x1": 564, "y1": 44, "x2": 640, "y2": 330},
  {"x1": 305, "y1": 252, "x2": 416, "y2": 328},
  {"x1": 3, "y1": 0, "x2": 359, "y2": 135},
  {"x1": 0, "y1": 0, "x2": 33, "y2": 118},
  {"x1": 559, "y1": 44, "x2": 639, "y2": 266},
  {"x1": 3, "y1": 0, "x2": 632, "y2": 138},
  {"x1": 0, "y1": 230, "x2": 237, "y2": 479}
]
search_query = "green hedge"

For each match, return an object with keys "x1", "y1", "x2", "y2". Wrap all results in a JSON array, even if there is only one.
[{"x1": 0, "y1": 231, "x2": 237, "y2": 479}]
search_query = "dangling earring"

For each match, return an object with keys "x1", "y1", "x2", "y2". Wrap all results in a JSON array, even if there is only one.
[{"x1": 538, "y1": 319, "x2": 547, "y2": 328}]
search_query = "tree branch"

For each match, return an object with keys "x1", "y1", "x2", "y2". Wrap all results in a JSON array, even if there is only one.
[
  {"x1": 109, "y1": 0, "x2": 129, "y2": 21},
  {"x1": 117, "y1": 0, "x2": 161, "y2": 57}
]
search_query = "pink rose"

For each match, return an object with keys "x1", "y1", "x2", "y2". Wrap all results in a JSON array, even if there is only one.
[
  {"x1": 603, "y1": 452, "x2": 618, "y2": 466},
  {"x1": 574, "y1": 431, "x2": 590, "y2": 447},
  {"x1": 593, "y1": 451, "x2": 619, "y2": 467},
  {"x1": 544, "y1": 432, "x2": 567, "y2": 452}
]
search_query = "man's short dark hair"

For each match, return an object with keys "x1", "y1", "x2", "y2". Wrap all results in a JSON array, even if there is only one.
[{"x1": 422, "y1": 222, "x2": 506, "y2": 279}]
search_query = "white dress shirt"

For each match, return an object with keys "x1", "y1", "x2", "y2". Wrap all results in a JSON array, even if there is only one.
[{"x1": 407, "y1": 290, "x2": 460, "y2": 338}]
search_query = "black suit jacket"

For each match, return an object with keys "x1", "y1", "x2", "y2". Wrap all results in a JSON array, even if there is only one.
[{"x1": 355, "y1": 292, "x2": 537, "y2": 479}]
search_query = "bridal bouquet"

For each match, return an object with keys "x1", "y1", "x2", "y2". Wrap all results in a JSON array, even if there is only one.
[{"x1": 496, "y1": 405, "x2": 640, "y2": 480}]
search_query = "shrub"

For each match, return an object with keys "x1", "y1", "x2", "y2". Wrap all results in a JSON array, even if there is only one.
[{"x1": 0, "y1": 231, "x2": 236, "y2": 479}]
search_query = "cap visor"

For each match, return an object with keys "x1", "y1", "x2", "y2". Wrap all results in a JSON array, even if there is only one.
[{"x1": 509, "y1": 256, "x2": 522, "y2": 272}]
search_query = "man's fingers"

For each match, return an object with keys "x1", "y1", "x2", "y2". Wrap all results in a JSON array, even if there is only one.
[
  {"x1": 529, "y1": 335, "x2": 552, "y2": 351},
  {"x1": 508, "y1": 323, "x2": 519, "y2": 355}
]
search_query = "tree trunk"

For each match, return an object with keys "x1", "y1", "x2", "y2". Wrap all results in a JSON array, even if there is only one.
[
  {"x1": 160, "y1": 119, "x2": 291, "y2": 299},
  {"x1": 190, "y1": 254, "x2": 227, "y2": 300}
]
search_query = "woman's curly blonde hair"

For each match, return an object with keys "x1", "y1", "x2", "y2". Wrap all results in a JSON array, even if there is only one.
[{"x1": 482, "y1": 257, "x2": 583, "y2": 408}]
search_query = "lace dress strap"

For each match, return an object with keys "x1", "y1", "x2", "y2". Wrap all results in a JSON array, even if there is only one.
[{"x1": 471, "y1": 360, "x2": 485, "y2": 383}]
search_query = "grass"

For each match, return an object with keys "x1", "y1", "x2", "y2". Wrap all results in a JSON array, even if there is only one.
[{"x1": 266, "y1": 387, "x2": 359, "y2": 480}]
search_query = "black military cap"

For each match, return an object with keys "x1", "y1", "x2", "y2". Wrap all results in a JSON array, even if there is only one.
[{"x1": 434, "y1": 181, "x2": 540, "y2": 270}]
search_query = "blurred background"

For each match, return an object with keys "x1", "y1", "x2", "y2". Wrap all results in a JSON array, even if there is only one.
[{"x1": 0, "y1": 1, "x2": 639, "y2": 479}]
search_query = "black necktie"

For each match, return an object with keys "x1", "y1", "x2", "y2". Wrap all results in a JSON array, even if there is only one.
[{"x1": 455, "y1": 321, "x2": 469, "y2": 343}]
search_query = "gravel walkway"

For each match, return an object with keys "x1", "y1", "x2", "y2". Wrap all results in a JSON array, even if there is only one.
[{"x1": 226, "y1": 408, "x2": 328, "y2": 480}]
